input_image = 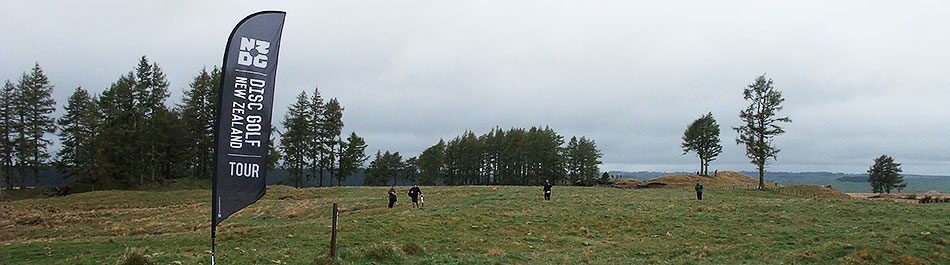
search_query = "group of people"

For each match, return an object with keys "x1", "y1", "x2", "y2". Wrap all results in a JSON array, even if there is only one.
[
  {"x1": 385, "y1": 179, "x2": 705, "y2": 208},
  {"x1": 388, "y1": 185, "x2": 423, "y2": 208}
]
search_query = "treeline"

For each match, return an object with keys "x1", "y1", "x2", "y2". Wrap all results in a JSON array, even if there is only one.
[
  {"x1": 1, "y1": 57, "x2": 366, "y2": 191},
  {"x1": 363, "y1": 127, "x2": 603, "y2": 186}
]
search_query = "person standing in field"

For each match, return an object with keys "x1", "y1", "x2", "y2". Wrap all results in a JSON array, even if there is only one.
[
  {"x1": 542, "y1": 180, "x2": 552, "y2": 201},
  {"x1": 695, "y1": 180, "x2": 704, "y2": 201},
  {"x1": 388, "y1": 185, "x2": 397, "y2": 208},
  {"x1": 408, "y1": 184, "x2": 422, "y2": 208}
]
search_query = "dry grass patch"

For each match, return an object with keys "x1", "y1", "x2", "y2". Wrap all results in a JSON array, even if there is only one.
[
  {"x1": 487, "y1": 248, "x2": 504, "y2": 257},
  {"x1": 894, "y1": 255, "x2": 924, "y2": 265}
]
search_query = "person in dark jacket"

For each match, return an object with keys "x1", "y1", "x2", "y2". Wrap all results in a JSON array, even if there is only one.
[
  {"x1": 388, "y1": 186, "x2": 397, "y2": 208},
  {"x1": 542, "y1": 180, "x2": 552, "y2": 201},
  {"x1": 695, "y1": 180, "x2": 703, "y2": 200},
  {"x1": 408, "y1": 185, "x2": 422, "y2": 208}
]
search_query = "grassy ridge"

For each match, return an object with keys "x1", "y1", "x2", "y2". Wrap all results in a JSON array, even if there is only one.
[{"x1": 1, "y1": 185, "x2": 948, "y2": 264}]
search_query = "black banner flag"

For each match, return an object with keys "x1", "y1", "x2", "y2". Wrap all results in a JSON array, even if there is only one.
[{"x1": 212, "y1": 11, "x2": 286, "y2": 229}]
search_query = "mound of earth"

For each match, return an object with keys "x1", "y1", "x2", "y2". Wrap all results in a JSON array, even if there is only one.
[
  {"x1": 777, "y1": 185, "x2": 851, "y2": 199},
  {"x1": 609, "y1": 178, "x2": 641, "y2": 189},
  {"x1": 643, "y1": 171, "x2": 771, "y2": 188}
]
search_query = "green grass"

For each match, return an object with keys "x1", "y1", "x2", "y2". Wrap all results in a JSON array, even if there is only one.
[{"x1": 1, "y1": 185, "x2": 948, "y2": 264}]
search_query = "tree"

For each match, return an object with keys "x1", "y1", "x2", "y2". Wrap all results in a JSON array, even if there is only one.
[
  {"x1": 682, "y1": 112, "x2": 722, "y2": 176},
  {"x1": 524, "y1": 126, "x2": 565, "y2": 185},
  {"x1": 565, "y1": 136, "x2": 603, "y2": 184},
  {"x1": 56, "y1": 87, "x2": 101, "y2": 187},
  {"x1": 337, "y1": 132, "x2": 367, "y2": 186},
  {"x1": 96, "y1": 56, "x2": 171, "y2": 187},
  {"x1": 180, "y1": 67, "x2": 220, "y2": 179},
  {"x1": 867, "y1": 154, "x2": 905, "y2": 194},
  {"x1": 403, "y1": 157, "x2": 420, "y2": 184},
  {"x1": 280, "y1": 92, "x2": 310, "y2": 188},
  {"x1": 15, "y1": 63, "x2": 57, "y2": 186},
  {"x1": 734, "y1": 75, "x2": 791, "y2": 189},
  {"x1": 363, "y1": 151, "x2": 404, "y2": 186},
  {"x1": 305, "y1": 87, "x2": 324, "y2": 187},
  {"x1": 132, "y1": 56, "x2": 171, "y2": 183},
  {"x1": 320, "y1": 98, "x2": 344, "y2": 186},
  {"x1": 0, "y1": 80, "x2": 18, "y2": 190},
  {"x1": 97, "y1": 73, "x2": 139, "y2": 187},
  {"x1": 417, "y1": 139, "x2": 445, "y2": 185}
]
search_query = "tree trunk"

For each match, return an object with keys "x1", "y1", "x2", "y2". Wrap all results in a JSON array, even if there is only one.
[
  {"x1": 319, "y1": 167, "x2": 324, "y2": 187},
  {"x1": 758, "y1": 164, "x2": 765, "y2": 190},
  {"x1": 697, "y1": 157, "x2": 705, "y2": 176}
]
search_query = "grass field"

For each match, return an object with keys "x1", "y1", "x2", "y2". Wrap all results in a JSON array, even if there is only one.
[{"x1": 1, "y1": 184, "x2": 948, "y2": 264}]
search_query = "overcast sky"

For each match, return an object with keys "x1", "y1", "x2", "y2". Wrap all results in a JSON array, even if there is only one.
[{"x1": 2, "y1": 1, "x2": 948, "y2": 175}]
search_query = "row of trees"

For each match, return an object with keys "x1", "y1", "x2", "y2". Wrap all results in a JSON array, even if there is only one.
[
  {"x1": 364, "y1": 127, "x2": 603, "y2": 186},
  {"x1": 279, "y1": 88, "x2": 368, "y2": 188},
  {"x1": 1, "y1": 58, "x2": 189, "y2": 190},
  {"x1": 2, "y1": 57, "x2": 366, "y2": 191}
]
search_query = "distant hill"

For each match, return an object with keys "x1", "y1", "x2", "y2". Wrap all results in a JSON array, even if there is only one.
[
  {"x1": 608, "y1": 170, "x2": 950, "y2": 193},
  {"x1": 836, "y1": 176, "x2": 867, "y2": 183}
]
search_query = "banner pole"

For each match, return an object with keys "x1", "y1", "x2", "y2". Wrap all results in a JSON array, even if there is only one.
[{"x1": 212, "y1": 226, "x2": 216, "y2": 265}]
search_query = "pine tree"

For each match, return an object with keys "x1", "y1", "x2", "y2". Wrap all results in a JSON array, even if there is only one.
[
  {"x1": 682, "y1": 112, "x2": 722, "y2": 176},
  {"x1": 525, "y1": 126, "x2": 565, "y2": 185},
  {"x1": 98, "y1": 73, "x2": 139, "y2": 186},
  {"x1": 320, "y1": 98, "x2": 344, "y2": 186},
  {"x1": 867, "y1": 154, "x2": 905, "y2": 194},
  {"x1": 498, "y1": 128, "x2": 527, "y2": 185},
  {"x1": 363, "y1": 151, "x2": 404, "y2": 186},
  {"x1": 337, "y1": 132, "x2": 367, "y2": 186},
  {"x1": 94, "y1": 56, "x2": 171, "y2": 187},
  {"x1": 565, "y1": 136, "x2": 603, "y2": 184},
  {"x1": 305, "y1": 87, "x2": 324, "y2": 187},
  {"x1": 180, "y1": 67, "x2": 219, "y2": 179},
  {"x1": 417, "y1": 139, "x2": 445, "y2": 185},
  {"x1": 280, "y1": 92, "x2": 310, "y2": 188},
  {"x1": 0, "y1": 80, "x2": 18, "y2": 190},
  {"x1": 132, "y1": 56, "x2": 170, "y2": 183},
  {"x1": 363, "y1": 151, "x2": 384, "y2": 186},
  {"x1": 15, "y1": 63, "x2": 57, "y2": 186},
  {"x1": 734, "y1": 75, "x2": 791, "y2": 189},
  {"x1": 56, "y1": 87, "x2": 101, "y2": 188},
  {"x1": 403, "y1": 157, "x2": 419, "y2": 184}
]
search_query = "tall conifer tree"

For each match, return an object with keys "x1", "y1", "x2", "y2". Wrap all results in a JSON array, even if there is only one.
[
  {"x1": 15, "y1": 63, "x2": 56, "y2": 186},
  {"x1": 56, "y1": 87, "x2": 101, "y2": 187}
]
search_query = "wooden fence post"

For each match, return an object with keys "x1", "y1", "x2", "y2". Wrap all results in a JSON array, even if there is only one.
[{"x1": 330, "y1": 203, "x2": 339, "y2": 259}]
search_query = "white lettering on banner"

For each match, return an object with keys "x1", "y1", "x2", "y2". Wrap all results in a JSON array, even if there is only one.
[
  {"x1": 228, "y1": 76, "x2": 268, "y2": 152},
  {"x1": 228, "y1": 162, "x2": 260, "y2": 178},
  {"x1": 237, "y1": 37, "x2": 270, "y2": 68}
]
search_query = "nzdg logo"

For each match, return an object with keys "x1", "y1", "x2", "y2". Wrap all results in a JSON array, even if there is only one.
[{"x1": 238, "y1": 37, "x2": 270, "y2": 69}]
